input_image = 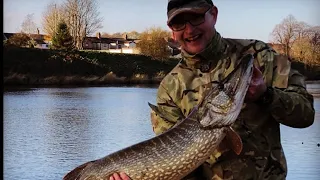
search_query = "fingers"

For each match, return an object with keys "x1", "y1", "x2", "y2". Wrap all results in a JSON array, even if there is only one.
[
  {"x1": 110, "y1": 173, "x2": 120, "y2": 180},
  {"x1": 252, "y1": 64, "x2": 262, "y2": 76},
  {"x1": 120, "y1": 172, "x2": 131, "y2": 180},
  {"x1": 110, "y1": 172, "x2": 131, "y2": 180}
]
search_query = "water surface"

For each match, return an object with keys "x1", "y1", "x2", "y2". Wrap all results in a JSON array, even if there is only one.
[{"x1": 3, "y1": 85, "x2": 320, "y2": 180}]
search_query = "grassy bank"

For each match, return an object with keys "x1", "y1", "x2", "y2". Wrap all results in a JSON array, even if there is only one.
[
  {"x1": 3, "y1": 46, "x2": 319, "y2": 86},
  {"x1": 3, "y1": 46, "x2": 179, "y2": 86}
]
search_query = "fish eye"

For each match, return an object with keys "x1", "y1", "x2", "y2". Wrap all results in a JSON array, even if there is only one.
[{"x1": 218, "y1": 83, "x2": 224, "y2": 90}]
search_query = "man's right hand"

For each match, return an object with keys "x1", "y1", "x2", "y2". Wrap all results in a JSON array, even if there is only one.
[{"x1": 109, "y1": 172, "x2": 131, "y2": 180}]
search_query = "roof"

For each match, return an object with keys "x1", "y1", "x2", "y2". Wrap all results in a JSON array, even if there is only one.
[
  {"x1": 3, "y1": 32, "x2": 52, "y2": 42},
  {"x1": 83, "y1": 36, "x2": 139, "y2": 44},
  {"x1": 3, "y1": 33, "x2": 15, "y2": 40}
]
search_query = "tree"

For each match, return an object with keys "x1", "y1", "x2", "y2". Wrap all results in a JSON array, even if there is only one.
[
  {"x1": 110, "y1": 32, "x2": 123, "y2": 38},
  {"x1": 127, "y1": 31, "x2": 141, "y2": 39},
  {"x1": 5, "y1": 33, "x2": 31, "y2": 47},
  {"x1": 42, "y1": 3, "x2": 66, "y2": 37},
  {"x1": 292, "y1": 37, "x2": 314, "y2": 64},
  {"x1": 137, "y1": 27, "x2": 172, "y2": 60},
  {"x1": 101, "y1": 31, "x2": 141, "y2": 39},
  {"x1": 64, "y1": 0, "x2": 103, "y2": 49},
  {"x1": 301, "y1": 26, "x2": 320, "y2": 65},
  {"x1": 52, "y1": 21, "x2": 75, "y2": 50},
  {"x1": 101, "y1": 32, "x2": 112, "y2": 38},
  {"x1": 271, "y1": 15, "x2": 303, "y2": 57},
  {"x1": 21, "y1": 14, "x2": 37, "y2": 34},
  {"x1": 271, "y1": 15, "x2": 320, "y2": 66}
]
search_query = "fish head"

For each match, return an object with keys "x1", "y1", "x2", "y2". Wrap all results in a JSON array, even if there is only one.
[{"x1": 198, "y1": 54, "x2": 254, "y2": 128}]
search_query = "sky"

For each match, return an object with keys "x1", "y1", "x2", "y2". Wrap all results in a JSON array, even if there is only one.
[{"x1": 3, "y1": 0, "x2": 320, "y2": 42}]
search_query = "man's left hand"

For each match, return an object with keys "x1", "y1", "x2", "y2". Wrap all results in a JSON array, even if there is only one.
[{"x1": 245, "y1": 65, "x2": 267, "y2": 102}]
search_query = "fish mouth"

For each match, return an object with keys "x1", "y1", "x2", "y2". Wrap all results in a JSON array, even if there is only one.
[{"x1": 198, "y1": 54, "x2": 254, "y2": 128}]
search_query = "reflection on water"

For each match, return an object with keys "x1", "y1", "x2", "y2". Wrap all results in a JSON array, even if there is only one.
[{"x1": 3, "y1": 85, "x2": 320, "y2": 180}]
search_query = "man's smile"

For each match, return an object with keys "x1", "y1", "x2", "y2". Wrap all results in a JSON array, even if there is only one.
[{"x1": 185, "y1": 34, "x2": 202, "y2": 42}]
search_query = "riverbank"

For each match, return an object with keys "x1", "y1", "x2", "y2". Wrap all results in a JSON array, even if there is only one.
[
  {"x1": 3, "y1": 46, "x2": 320, "y2": 86},
  {"x1": 3, "y1": 73, "x2": 163, "y2": 87},
  {"x1": 3, "y1": 46, "x2": 179, "y2": 86},
  {"x1": 306, "y1": 80, "x2": 320, "y2": 84}
]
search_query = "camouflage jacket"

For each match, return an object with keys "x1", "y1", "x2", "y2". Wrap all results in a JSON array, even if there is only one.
[{"x1": 150, "y1": 32, "x2": 315, "y2": 180}]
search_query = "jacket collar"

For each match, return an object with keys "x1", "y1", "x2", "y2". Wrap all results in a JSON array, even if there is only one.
[{"x1": 180, "y1": 31, "x2": 228, "y2": 72}]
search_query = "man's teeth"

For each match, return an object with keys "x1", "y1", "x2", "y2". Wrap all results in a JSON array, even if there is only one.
[{"x1": 186, "y1": 35, "x2": 200, "y2": 41}]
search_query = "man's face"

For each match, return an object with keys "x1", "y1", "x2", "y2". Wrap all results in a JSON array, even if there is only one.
[{"x1": 169, "y1": 7, "x2": 217, "y2": 55}]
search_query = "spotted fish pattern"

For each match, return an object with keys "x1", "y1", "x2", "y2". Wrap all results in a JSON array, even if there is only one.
[{"x1": 62, "y1": 53, "x2": 254, "y2": 180}]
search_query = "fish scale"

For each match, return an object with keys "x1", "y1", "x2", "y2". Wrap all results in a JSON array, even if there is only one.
[{"x1": 63, "y1": 54, "x2": 254, "y2": 180}]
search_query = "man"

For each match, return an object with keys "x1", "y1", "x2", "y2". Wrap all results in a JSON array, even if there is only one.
[{"x1": 110, "y1": 0, "x2": 315, "y2": 179}]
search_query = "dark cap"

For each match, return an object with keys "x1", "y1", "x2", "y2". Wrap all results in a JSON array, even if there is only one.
[{"x1": 167, "y1": 0, "x2": 214, "y2": 24}]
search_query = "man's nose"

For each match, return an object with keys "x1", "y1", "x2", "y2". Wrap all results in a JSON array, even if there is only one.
[{"x1": 184, "y1": 22, "x2": 195, "y2": 33}]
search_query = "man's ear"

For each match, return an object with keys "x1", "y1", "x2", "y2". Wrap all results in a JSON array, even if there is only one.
[
  {"x1": 211, "y1": 6, "x2": 218, "y2": 25},
  {"x1": 171, "y1": 31, "x2": 176, "y2": 41}
]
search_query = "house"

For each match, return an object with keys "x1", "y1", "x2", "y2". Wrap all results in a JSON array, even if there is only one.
[
  {"x1": 3, "y1": 32, "x2": 15, "y2": 41},
  {"x1": 3, "y1": 29, "x2": 52, "y2": 49},
  {"x1": 29, "y1": 28, "x2": 52, "y2": 49},
  {"x1": 82, "y1": 32, "x2": 140, "y2": 54}
]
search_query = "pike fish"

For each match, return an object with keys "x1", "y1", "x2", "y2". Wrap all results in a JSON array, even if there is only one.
[{"x1": 63, "y1": 54, "x2": 254, "y2": 180}]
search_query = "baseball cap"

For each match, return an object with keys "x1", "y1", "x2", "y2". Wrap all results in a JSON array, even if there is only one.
[{"x1": 167, "y1": 0, "x2": 214, "y2": 24}]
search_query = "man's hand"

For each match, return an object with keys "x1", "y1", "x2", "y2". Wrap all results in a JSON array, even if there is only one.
[
  {"x1": 245, "y1": 65, "x2": 267, "y2": 102},
  {"x1": 109, "y1": 172, "x2": 131, "y2": 180}
]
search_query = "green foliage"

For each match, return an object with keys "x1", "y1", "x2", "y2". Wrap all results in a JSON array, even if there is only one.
[
  {"x1": 3, "y1": 46, "x2": 180, "y2": 86},
  {"x1": 137, "y1": 27, "x2": 172, "y2": 60},
  {"x1": 52, "y1": 21, "x2": 74, "y2": 50},
  {"x1": 5, "y1": 33, "x2": 32, "y2": 47}
]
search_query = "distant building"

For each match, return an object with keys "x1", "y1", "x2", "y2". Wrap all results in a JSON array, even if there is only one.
[
  {"x1": 82, "y1": 32, "x2": 140, "y2": 54},
  {"x1": 3, "y1": 29, "x2": 52, "y2": 49}
]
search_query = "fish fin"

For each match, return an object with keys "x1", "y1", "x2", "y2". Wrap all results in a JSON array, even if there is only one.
[
  {"x1": 224, "y1": 127, "x2": 243, "y2": 155},
  {"x1": 148, "y1": 102, "x2": 160, "y2": 114},
  {"x1": 148, "y1": 102, "x2": 169, "y2": 121},
  {"x1": 63, "y1": 161, "x2": 93, "y2": 180},
  {"x1": 148, "y1": 102, "x2": 181, "y2": 124}
]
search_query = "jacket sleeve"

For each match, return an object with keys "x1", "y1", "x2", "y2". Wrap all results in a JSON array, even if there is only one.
[
  {"x1": 255, "y1": 42, "x2": 315, "y2": 128},
  {"x1": 269, "y1": 68, "x2": 315, "y2": 128},
  {"x1": 149, "y1": 80, "x2": 185, "y2": 135}
]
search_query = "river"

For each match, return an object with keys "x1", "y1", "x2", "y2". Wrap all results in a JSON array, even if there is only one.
[{"x1": 3, "y1": 84, "x2": 320, "y2": 180}]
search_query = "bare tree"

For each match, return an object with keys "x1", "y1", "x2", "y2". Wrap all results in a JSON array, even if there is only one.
[
  {"x1": 271, "y1": 15, "x2": 301, "y2": 57},
  {"x1": 64, "y1": 0, "x2": 103, "y2": 49},
  {"x1": 273, "y1": 15, "x2": 320, "y2": 66},
  {"x1": 306, "y1": 26, "x2": 320, "y2": 65},
  {"x1": 42, "y1": 2, "x2": 66, "y2": 37},
  {"x1": 306, "y1": 26, "x2": 320, "y2": 46},
  {"x1": 21, "y1": 14, "x2": 37, "y2": 34}
]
